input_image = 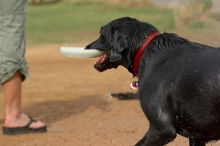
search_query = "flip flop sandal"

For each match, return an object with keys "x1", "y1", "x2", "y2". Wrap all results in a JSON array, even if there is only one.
[{"x1": 2, "y1": 116, "x2": 47, "y2": 135}]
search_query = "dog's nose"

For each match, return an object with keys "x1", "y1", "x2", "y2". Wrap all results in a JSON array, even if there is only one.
[
  {"x1": 85, "y1": 38, "x2": 103, "y2": 50},
  {"x1": 85, "y1": 44, "x2": 91, "y2": 50}
]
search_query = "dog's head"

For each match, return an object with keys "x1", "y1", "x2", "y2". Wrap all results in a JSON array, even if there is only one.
[{"x1": 85, "y1": 17, "x2": 158, "y2": 73}]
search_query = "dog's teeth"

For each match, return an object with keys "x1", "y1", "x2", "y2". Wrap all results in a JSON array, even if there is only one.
[{"x1": 101, "y1": 58, "x2": 105, "y2": 62}]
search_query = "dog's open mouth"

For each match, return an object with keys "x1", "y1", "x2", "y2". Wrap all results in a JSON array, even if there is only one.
[
  {"x1": 95, "y1": 54, "x2": 107, "y2": 65},
  {"x1": 94, "y1": 53, "x2": 109, "y2": 72},
  {"x1": 94, "y1": 52, "x2": 120, "y2": 72}
]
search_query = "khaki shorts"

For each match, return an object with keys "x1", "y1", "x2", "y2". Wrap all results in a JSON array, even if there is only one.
[{"x1": 0, "y1": 0, "x2": 29, "y2": 84}]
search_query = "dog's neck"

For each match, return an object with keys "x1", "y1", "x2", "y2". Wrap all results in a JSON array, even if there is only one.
[{"x1": 131, "y1": 32, "x2": 160, "y2": 77}]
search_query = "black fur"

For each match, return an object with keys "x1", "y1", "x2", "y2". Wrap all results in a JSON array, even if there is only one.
[{"x1": 85, "y1": 17, "x2": 220, "y2": 146}]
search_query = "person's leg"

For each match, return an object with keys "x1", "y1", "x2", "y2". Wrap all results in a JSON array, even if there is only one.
[
  {"x1": 0, "y1": 0, "x2": 46, "y2": 133},
  {"x1": 2, "y1": 72, "x2": 45, "y2": 129}
]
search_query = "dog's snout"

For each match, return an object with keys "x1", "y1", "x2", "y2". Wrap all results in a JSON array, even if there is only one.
[
  {"x1": 85, "y1": 38, "x2": 103, "y2": 50},
  {"x1": 84, "y1": 43, "x2": 92, "y2": 50}
]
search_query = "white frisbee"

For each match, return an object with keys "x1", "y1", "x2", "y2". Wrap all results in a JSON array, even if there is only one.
[{"x1": 60, "y1": 47, "x2": 104, "y2": 58}]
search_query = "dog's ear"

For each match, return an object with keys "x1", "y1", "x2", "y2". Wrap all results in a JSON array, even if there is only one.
[{"x1": 110, "y1": 27, "x2": 128, "y2": 62}]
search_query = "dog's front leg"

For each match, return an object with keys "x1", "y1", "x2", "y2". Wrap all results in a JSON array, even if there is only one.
[
  {"x1": 135, "y1": 124, "x2": 176, "y2": 146},
  {"x1": 135, "y1": 87, "x2": 177, "y2": 146},
  {"x1": 189, "y1": 138, "x2": 206, "y2": 146},
  {"x1": 134, "y1": 115, "x2": 176, "y2": 146}
]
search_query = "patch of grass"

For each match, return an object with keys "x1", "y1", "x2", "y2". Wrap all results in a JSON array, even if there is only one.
[
  {"x1": 26, "y1": 2, "x2": 174, "y2": 46},
  {"x1": 187, "y1": 20, "x2": 209, "y2": 31}
]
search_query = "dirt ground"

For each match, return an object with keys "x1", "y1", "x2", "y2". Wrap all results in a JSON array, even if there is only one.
[{"x1": 0, "y1": 32, "x2": 220, "y2": 146}]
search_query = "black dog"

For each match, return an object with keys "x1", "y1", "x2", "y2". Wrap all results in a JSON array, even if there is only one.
[{"x1": 85, "y1": 17, "x2": 220, "y2": 146}]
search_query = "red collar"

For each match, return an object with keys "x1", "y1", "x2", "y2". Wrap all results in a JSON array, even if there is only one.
[{"x1": 132, "y1": 32, "x2": 160, "y2": 77}]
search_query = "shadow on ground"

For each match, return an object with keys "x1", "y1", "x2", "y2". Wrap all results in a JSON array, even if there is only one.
[{"x1": 23, "y1": 95, "x2": 109, "y2": 124}]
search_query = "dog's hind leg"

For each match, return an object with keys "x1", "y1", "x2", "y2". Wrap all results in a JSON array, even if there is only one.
[{"x1": 189, "y1": 138, "x2": 206, "y2": 146}]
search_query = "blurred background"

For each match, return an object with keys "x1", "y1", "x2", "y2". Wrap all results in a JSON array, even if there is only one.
[{"x1": 26, "y1": 0, "x2": 220, "y2": 47}]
